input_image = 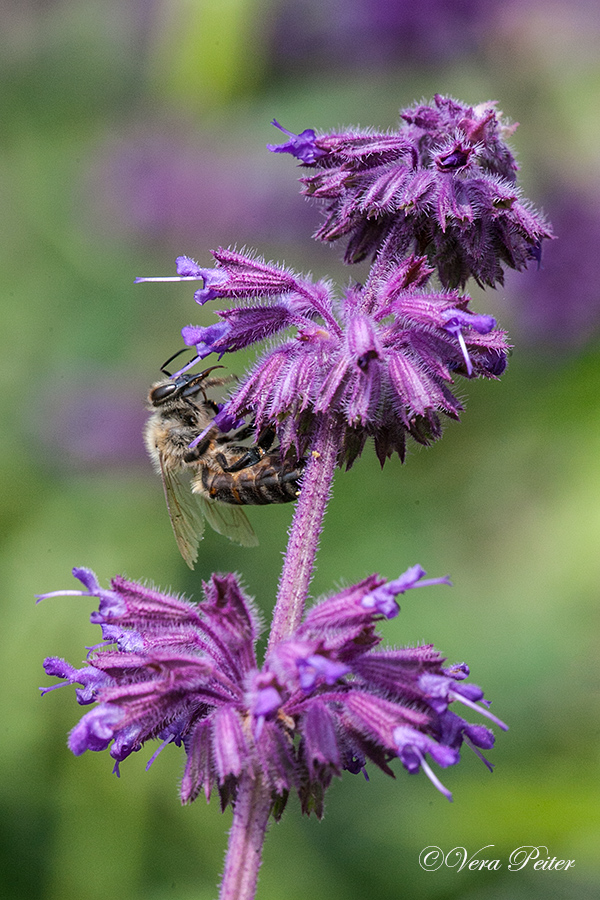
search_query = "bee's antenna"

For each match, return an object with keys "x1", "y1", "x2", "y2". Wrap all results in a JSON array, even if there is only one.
[{"x1": 160, "y1": 348, "x2": 193, "y2": 377}]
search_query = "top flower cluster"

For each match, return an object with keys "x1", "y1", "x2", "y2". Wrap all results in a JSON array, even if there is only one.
[{"x1": 268, "y1": 94, "x2": 552, "y2": 288}]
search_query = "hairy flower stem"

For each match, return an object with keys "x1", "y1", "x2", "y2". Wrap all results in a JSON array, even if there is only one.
[
  {"x1": 219, "y1": 772, "x2": 273, "y2": 900},
  {"x1": 218, "y1": 417, "x2": 340, "y2": 898},
  {"x1": 220, "y1": 418, "x2": 340, "y2": 898},
  {"x1": 268, "y1": 415, "x2": 341, "y2": 652}
]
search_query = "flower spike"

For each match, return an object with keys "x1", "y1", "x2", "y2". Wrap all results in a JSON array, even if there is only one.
[
  {"x1": 142, "y1": 247, "x2": 509, "y2": 468},
  {"x1": 41, "y1": 567, "x2": 505, "y2": 811},
  {"x1": 271, "y1": 95, "x2": 553, "y2": 287}
]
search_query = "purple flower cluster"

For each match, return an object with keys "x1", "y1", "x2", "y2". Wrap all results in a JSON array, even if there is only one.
[
  {"x1": 268, "y1": 95, "x2": 553, "y2": 288},
  {"x1": 40, "y1": 566, "x2": 506, "y2": 810},
  {"x1": 140, "y1": 248, "x2": 508, "y2": 467}
]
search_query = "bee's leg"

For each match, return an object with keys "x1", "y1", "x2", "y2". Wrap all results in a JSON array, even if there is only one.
[
  {"x1": 216, "y1": 428, "x2": 277, "y2": 473},
  {"x1": 255, "y1": 427, "x2": 276, "y2": 454},
  {"x1": 183, "y1": 435, "x2": 212, "y2": 463},
  {"x1": 216, "y1": 447, "x2": 264, "y2": 472},
  {"x1": 228, "y1": 424, "x2": 256, "y2": 442},
  {"x1": 226, "y1": 420, "x2": 272, "y2": 444}
]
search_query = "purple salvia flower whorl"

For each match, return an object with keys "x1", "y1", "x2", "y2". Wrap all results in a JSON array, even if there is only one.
[
  {"x1": 144, "y1": 247, "x2": 508, "y2": 467},
  {"x1": 39, "y1": 566, "x2": 506, "y2": 810},
  {"x1": 268, "y1": 95, "x2": 553, "y2": 288}
]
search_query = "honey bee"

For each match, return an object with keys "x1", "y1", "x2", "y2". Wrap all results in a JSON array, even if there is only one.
[{"x1": 145, "y1": 366, "x2": 304, "y2": 567}]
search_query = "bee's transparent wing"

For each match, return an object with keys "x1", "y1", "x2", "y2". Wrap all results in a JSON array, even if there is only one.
[
  {"x1": 159, "y1": 457, "x2": 205, "y2": 568},
  {"x1": 159, "y1": 456, "x2": 258, "y2": 562},
  {"x1": 197, "y1": 495, "x2": 259, "y2": 548}
]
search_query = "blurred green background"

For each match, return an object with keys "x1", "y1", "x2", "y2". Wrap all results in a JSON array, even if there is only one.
[{"x1": 2, "y1": 1, "x2": 600, "y2": 898}]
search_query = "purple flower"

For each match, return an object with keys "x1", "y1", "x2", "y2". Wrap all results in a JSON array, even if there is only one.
[
  {"x1": 269, "y1": 96, "x2": 553, "y2": 288},
  {"x1": 142, "y1": 247, "x2": 508, "y2": 467},
  {"x1": 135, "y1": 255, "x2": 230, "y2": 304},
  {"x1": 266, "y1": 120, "x2": 328, "y2": 164},
  {"x1": 40, "y1": 565, "x2": 506, "y2": 810}
]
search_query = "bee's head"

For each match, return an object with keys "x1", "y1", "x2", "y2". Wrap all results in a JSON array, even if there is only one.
[{"x1": 149, "y1": 366, "x2": 225, "y2": 406}]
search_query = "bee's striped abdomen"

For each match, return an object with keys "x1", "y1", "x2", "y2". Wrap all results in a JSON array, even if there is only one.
[{"x1": 199, "y1": 456, "x2": 304, "y2": 505}]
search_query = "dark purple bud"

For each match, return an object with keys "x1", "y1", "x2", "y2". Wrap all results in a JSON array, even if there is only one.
[
  {"x1": 477, "y1": 348, "x2": 508, "y2": 377},
  {"x1": 444, "y1": 662, "x2": 470, "y2": 680},
  {"x1": 110, "y1": 723, "x2": 144, "y2": 765},
  {"x1": 435, "y1": 142, "x2": 474, "y2": 171},
  {"x1": 465, "y1": 723, "x2": 495, "y2": 750},
  {"x1": 527, "y1": 239, "x2": 543, "y2": 268}
]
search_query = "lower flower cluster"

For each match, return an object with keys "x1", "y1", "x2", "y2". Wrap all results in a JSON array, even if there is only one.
[{"x1": 40, "y1": 566, "x2": 506, "y2": 813}]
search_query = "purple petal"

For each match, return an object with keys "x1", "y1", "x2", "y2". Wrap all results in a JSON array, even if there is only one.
[
  {"x1": 72, "y1": 566, "x2": 102, "y2": 592},
  {"x1": 253, "y1": 685, "x2": 283, "y2": 719},
  {"x1": 181, "y1": 322, "x2": 231, "y2": 357},
  {"x1": 298, "y1": 654, "x2": 351, "y2": 691},
  {"x1": 68, "y1": 704, "x2": 123, "y2": 755},
  {"x1": 267, "y1": 120, "x2": 327, "y2": 164},
  {"x1": 192, "y1": 269, "x2": 229, "y2": 305},
  {"x1": 176, "y1": 256, "x2": 205, "y2": 277}
]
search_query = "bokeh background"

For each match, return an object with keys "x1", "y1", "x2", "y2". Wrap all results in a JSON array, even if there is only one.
[{"x1": 2, "y1": 1, "x2": 600, "y2": 898}]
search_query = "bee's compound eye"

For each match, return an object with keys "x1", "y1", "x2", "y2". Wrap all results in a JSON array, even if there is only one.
[{"x1": 150, "y1": 382, "x2": 179, "y2": 404}]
